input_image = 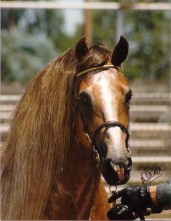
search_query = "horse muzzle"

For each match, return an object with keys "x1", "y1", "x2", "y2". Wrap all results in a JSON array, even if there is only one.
[{"x1": 101, "y1": 157, "x2": 132, "y2": 185}]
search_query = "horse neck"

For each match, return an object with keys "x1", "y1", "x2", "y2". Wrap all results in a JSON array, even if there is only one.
[
  {"x1": 58, "y1": 128, "x2": 100, "y2": 185},
  {"x1": 65, "y1": 112, "x2": 96, "y2": 168},
  {"x1": 67, "y1": 137, "x2": 96, "y2": 172},
  {"x1": 43, "y1": 139, "x2": 101, "y2": 220}
]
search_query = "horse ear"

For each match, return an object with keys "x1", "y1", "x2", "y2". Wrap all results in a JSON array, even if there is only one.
[
  {"x1": 75, "y1": 36, "x2": 88, "y2": 60},
  {"x1": 111, "y1": 36, "x2": 129, "y2": 66}
]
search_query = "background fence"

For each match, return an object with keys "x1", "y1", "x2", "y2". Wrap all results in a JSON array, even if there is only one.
[{"x1": 1, "y1": 1, "x2": 171, "y2": 219}]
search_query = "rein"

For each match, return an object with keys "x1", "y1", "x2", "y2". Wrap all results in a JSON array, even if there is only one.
[{"x1": 74, "y1": 65, "x2": 131, "y2": 161}]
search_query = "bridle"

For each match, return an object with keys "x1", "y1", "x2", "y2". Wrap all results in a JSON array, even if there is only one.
[
  {"x1": 74, "y1": 65, "x2": 131, "y2": 161},
  {"x1": 74, "y1": 65, "x2": 136, "y2": 219}
]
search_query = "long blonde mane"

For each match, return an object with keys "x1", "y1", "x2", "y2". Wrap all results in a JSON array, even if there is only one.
[
  {"x1": 1, "y1": 42, "x2": 112, "y2": 220},
  {"x1": 1, "y1": 48, "x2": 77, "y2": 219}
]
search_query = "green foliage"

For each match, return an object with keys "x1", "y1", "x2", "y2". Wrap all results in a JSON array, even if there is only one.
[
  {"x1": 92, "y1": 3, "x2": 170, "y2": 80},
  {"x1": 1, "y1": 2, "x2": 171, "y2": 82},
  {"x1": 92, "y1": 10, "x2": 117, "y2": 47},
  {"x1": 124, "y1": 10, "x2": 170, "y2": 80},
  {"x1": 1, "y1": 30, "x2": 58, "y2": 82},
  {"x1": 1, "y1": 8, "x2": 67, "y2": 82}
]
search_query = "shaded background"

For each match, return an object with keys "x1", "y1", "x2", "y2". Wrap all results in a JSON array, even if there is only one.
[
  {"x1": 1, "y1": 0, "x2": 171, "y2": 219},
  {"x1": 1, "y1": 0, "x2": 171, "y2": 84}
]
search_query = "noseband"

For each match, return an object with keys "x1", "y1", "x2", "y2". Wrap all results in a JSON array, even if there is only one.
[{"x1": 74, "y1": 65, "x2": 131, "y2": 160}]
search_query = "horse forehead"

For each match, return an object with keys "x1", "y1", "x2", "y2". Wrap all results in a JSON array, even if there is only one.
[
  {"x1": 91, "y1": 69, "x2": 117, "y2": 84},
  {"x1": 79, "y1": 69, "x2": 127, "y2": 92}
]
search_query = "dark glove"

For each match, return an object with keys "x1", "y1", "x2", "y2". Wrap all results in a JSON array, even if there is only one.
[
  {"x1": 108, "y1": 186, "x2": 152, "y2": 211},
  {"x1": 107, "y1": 204, "x2": 136, "y2": 220}
]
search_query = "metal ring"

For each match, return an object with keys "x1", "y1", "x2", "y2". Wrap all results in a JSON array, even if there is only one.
[{"x1": 109, "y1": 185, "x2": 117, "y2": 194}]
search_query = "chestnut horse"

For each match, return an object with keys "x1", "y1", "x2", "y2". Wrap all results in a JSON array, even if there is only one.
[{"x1": 1, "y1": 36, "x2": 132, "y2": 220}]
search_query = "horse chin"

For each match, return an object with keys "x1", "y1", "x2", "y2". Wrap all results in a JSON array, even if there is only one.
[{"x1": 101, "y1": 159, "x2": 130, "y2": 186}]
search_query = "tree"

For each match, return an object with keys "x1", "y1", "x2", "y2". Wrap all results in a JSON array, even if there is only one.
[
  {"x1": 1, "y1": 30, "x2": 58, "y2": 82},
  {"x1": 1, "y1": 5, "x2": 69, "y2": 82},
  {"x1": 124, "y1": 10, "x2": 170, "y2": 80},
  {"x1": 91, "y1": 0, "x2": 170, "y2": 80}
]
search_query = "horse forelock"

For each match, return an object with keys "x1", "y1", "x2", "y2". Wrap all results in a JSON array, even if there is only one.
[{"x1": 76, "y1": 44, "x2": 112, "y2": 73}]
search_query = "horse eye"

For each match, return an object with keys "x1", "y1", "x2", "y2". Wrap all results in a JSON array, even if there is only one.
[
  {"x1": 77, "y1": 92, "x2": 92, "y2": 109},
  {"x1": 125, "y1": 90, "x2": 132, "y2": 104},
  {"x1": 78, "y1": 96, "x2": 87, "y2": 106}
]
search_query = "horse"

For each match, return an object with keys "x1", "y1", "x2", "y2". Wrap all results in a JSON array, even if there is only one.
[{"x1": 1, "y1": 36, "x2": 132, "y2": 220}]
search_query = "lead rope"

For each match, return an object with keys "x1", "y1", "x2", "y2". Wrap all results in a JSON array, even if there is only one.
[{"x1": 109, "y1": 185, "x2": 118, "y2": 208}]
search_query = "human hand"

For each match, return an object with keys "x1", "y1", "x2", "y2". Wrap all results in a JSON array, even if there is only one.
[
  {"x1": 108, "y1": 186, "x2": 152, "y2": 211},
  {"x1": 107, "y1": 204, "x2": 136, "y2": 220}
]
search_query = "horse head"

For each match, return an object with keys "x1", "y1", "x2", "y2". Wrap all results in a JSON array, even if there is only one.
[{"x1": 74, "y1": 36, "x2": 132, "y2": 186}]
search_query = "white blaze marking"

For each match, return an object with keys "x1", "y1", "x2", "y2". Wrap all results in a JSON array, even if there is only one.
[
  {"x1": 92, "y1": 71, "x2": 125, "y2": 159},
  {"x1": 94, "y1": 70, "x2": 118, "y2": 121}
]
